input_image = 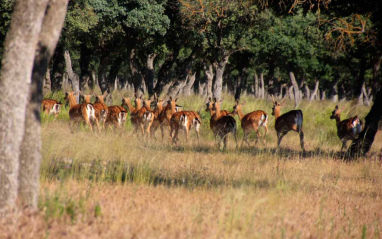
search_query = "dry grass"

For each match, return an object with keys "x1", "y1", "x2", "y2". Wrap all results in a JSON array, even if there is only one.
[{"x1": 1, "y1": 94, "x2": 382, "y2": 238}]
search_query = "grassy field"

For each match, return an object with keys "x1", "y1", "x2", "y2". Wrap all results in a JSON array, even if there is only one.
[{"x1": 1, "y1": 93, "x2": 382, "y2": 238}]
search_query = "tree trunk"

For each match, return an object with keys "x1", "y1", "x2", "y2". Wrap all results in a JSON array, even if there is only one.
[
  {"x1": 304, "y1": 83, "x2": 310, "y2": 100},
  {"x1": 212, "y1": 55, "x2": 229, "y2": 101},
  {"x1": 332, "y1": 81, "x2": 339, "y2": 102},
  {"x1": 43, "y1": 67, "x2": 51, "y2": 96},
  {"x1": 321, "y1": 91, "x2": 326, "y2": 100},
  {"x1": 289, "y1": 71, "x2": 300, "y2": 107},
  {"x1": 130, "y1": 48, "x2": 144, "y2": 96},
  {"x1": 146, "y1": 53, "x2": 157, "y2": 97},
  {"x1": 349, "y1": 90, "x2": 382, "y2": 158},
  {"x1": 310, "y1": 81, "x2": 320, "y2": 101},
  {"x1": 64, "y1": 50, "x2": 80, "y2": 101},
  {"x1": 354, "y1": 57, "x2": 367, "y2": 101},
  {"x1": 98, "y1": 53, "x2": 110, "y2": 94},
  {"x1": 18, "y1": 0, "x2": 67, "y2": 209},
  {"x1": 205, "y1": 63, "x2": 214, "y2": 99},
  {"x1": 80, "y1": 43, "x2": 92, "y2": 90},
  {"x1": 107, "y1": 55, "x2": 124, "y2": 92},
  {"x1": 0, "y1": 0, "x2": 50, "y2": 214},
  {"x1": 260, "y1": 72, "x2": 265, "y2": 99},
  {"x1": 51, "y1": 43, "x2": 65, "y2": 91},
  {"x1": 254, "y1": 72, "x2": 259, "y2": 98},
  {"x1": 183, "y1": 71, "x2": 196, "y2": 96}
]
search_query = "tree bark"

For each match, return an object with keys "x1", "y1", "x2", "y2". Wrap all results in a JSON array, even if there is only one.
[
  {"x1": 146, "y1": 53, "x2": 157, "y2": 97},
  {"x1": 130, "y1": 48, "x2": 144, "y2": 96},
  {"x1": 19, "y1": 0, "x2": 68, "y2": 208},
  {"x1": 64, "y1": 50, "x2": 80, "y2": 101},
  {"x1": 260, "y1": 72, "x2": 265, "y2": 99},
  {"x1": 183, "y1": 71, "x2": 196, "y2": 96},
  {"x1": 204, "y1": 63, "x2": 214, "y2": 99},
  {"x1": 304, "y1": 83, "x2": 310, "y2": 100},
  {"x1": 309, "y1": 81, "x2": 320, "y2": 101},
  {"x1": 43, "y1": 67, "x2": 51, "y2": 96},
  {"x1": 331, "y1": 81, "x2": 339, "y2": 102},
  {"x1": 254, "y1": 72, "x2": 259, "y2": 98},
  {"x1": 212, "y1": 55, "x2": 229, "y2": 101},
  {"x1": 349, "y1": 90, "x2": 382, "y2": 158},
  {"x1": 98, "y1": 53, "x2": 110, "y2": 94},
  {"x1": 80, "y1": 43, "x2": 92, "y2": 90},
  {"x1": 51, "y1": 43, "x2": 65, "y2": 91},
  {"x1": 0, "y1": 0, "x2": 49, "y2": 214},
  {"x1": 289, "y1": 71, "x2": 300, "y2": 107}
]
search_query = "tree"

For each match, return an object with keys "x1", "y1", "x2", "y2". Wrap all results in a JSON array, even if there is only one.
[{"x1": 0, "y1": 0, "x2": 67, "y2": 213}]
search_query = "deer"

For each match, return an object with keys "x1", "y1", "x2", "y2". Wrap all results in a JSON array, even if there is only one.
[
  {"x1": 205, "y1": 97, "x2": 229, "y2": 135},
  {"x1": 42, "y1": 99, "x2": 62, "y2": 119},
  {"x1": 157, "y1": 96, "x2": 178, "y2": 141},
  {"x1": 212, "y1": 99, "x2": 238, "y2": 150},
  {"x1": 231, "y1": 100, "x2": 268, "y2": 146},
  {"x1": 104, "y1": 105, "x2": 127, "y2": 133},
  {"x1": 271, "y1": 95, "x2": 305, "y2": 154},
  {"x1": 64, "y1": 92, "x2": 99, "y2": 133},
  {"x1": 135, "y1": 97, "x2": 152, "y2": 135},
  {"x1": 170, "y1": 110, "x2": 202, "y2": 144},
  {"x1": 121, "y1": 94, "x2": 143, "y2": 134},
  {"x1": 142, "y1": 94, "x2": 165, "y2": 139},
  {"x1": 93, "y1": 92, "x2": 109, "y2": 129},
  {"x1": 330, "y1": 105, "x2": 363, "y2": 153}
]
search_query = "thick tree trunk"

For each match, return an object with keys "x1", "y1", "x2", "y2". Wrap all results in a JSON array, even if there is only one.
[
  {"x1": 0, "y1": 0, "x2": 49, "y2": 214},
  {"x1": 260, "y1": 72, "x2": 265, "y2": 99},
  {"x1": 154, "y1": 52, "x2": 177, "y2": 95},
  {"x1": 289, "y1": 71, "x2": 300, "y2": 107},
  {"x1": 212, "y1": 55, "x2": 229, "y2": 101},
  {"x1": 349, "y1": 90, "x2": 382, "y2": 158},
  {"x1": 19, "y1": 0, "x2": 67, "y2": 209},
  {"x1": 254, "y1": 72, "x2": 259, "y2": 98},
  {"x1": 309, "y1": 81, "x2": 320, "y2": 101},
  {"x1": 130, "y1": 48, "x2": 144, "y2": 96},
  {"x1": 204, "y1": 64, "x2": 214, "y2": 99},
  {"x1": 80, "y1": 43, "x2": 92, "y2": 90},
  {"x1": 332, "y1": 81, "x2": 339, "y2": 102},
  {"x1": 98, "y1": 54, "x2": 110, "y2": 94},
  {"x1": 43, "y1": 67, "x2": 51, "y2": 96},
  {"x1": 183, "y1": 71, "x2": 196, "y2": 96},
  {"x1": 64, "y1": 50, "x2": 80, "y2": 101},
  {"x1": 51, "y1": 44, "x2": 65, "y2": 91},
  {"x1": 107, "y1": 55, "x2": 124, "y2": 92},
  {"x1": 304, "y1": 83, "x2": 310, "y2": 100},
  {"x1": 146, "y1": 53, "x2": 157, "y2": 97}
]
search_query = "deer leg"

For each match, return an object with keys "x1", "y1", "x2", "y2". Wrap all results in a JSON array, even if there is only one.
[
  {"x1": 341, "y1": 140, "x2": 347, "y2": 154},
  {"x1": 277, "y1": 131, "x2": 287, "y2": 148},
  {"x1": 241, "y1": 131, "x2": 249, "y2": 147},
  {"x1": 263, "y1": 125, "x2": 268, "y2": 144},
  {"x1": 299, "y1": 130, "x2": 305, "y2": 154}
]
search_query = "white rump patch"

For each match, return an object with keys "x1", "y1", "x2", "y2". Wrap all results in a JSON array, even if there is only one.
[{"x1": 180, "y1": 115, "x2": 188, "y2": 127}]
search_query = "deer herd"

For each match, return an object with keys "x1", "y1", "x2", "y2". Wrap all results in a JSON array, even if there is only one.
[{"x1": 42, "y1": 91, "x2": 364, "y2": 154}]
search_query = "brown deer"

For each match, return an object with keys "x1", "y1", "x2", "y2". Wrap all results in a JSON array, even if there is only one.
[
  {"x1": 135, "y1": 98, "x2": 152, "y2": 135},
  {"x1": 104, "y1": 105, "x2": 127, "y2": 132},
  {"x1": 42, "y1": 99, "x2": 62, "y2": 119},
  {"x1": 64, "y1": 92, "x2": 99, "y2": 132},
  {"x1": 121, "y1": 94, "x2": 143, "y2": 134},
  {"x1": 212, "y1": 99, "x2": 238, "y2": 150},
  {"x1": 231, "y1": 100, "x2": 268, "y2": 146},
  {"x1": 142, "y1": 94, "x2": 164, "y2": 139},
  {"x1": 330, "y1": 105, "x2": 363, "y2": 153},
  {"x1": 170, "y1": 111, "x2": 202, "y2": 144},
  {"x1": 158, "y1": 96, "x2": 178, "y2": 141},
  {"x1": 206, "y1": 97, "x2": 229, "y2": 134},
  {"x1": 271, "y1": 95, "x2": 305, "y2": 154},
  {"x1": 93, "y1": 92, "x2": 109, "y2": 129}
]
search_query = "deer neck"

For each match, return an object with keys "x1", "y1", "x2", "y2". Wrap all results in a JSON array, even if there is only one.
[
  {"x1": 214, "y1": 105, "x2": 221, "y2": 119},
  {"x1": 237, "y1": 108, "x2": 244, "y2": 121},
  {"x1": 274, "y1": 107, "x2": 281, "y2": 121},
  {"x1": 170, "y1": 102, "x2": 176, "y2": 115},
  {"x1": 125, "y1": 99, "x2": 135, "y2": 112},
  {"x1": 334, "y1": 115, "x2": 341, "y2": 124},
  {"x1": 68, "y1": 95, "x2": 77, "y2": 109}
]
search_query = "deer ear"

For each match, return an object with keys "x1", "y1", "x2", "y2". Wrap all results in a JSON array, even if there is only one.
[
  {"x1": 208, "y1": 97, "x2": 211, "y2": 102},
  {"x1": 170, "y1": 96, "x2": 173, "y2": 101},
  {"x1": 335, "y1": 105, "x2": 339, "y2": 110},
  {"x1": 175, "y1": 97, "x2": 178, "y2": 102},
  {"x1": 213, "y1": 97, "x2": 217, "y2": 102}
]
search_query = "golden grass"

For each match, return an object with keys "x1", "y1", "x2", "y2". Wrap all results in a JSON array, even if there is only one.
[{"x1": 1, "y1": 94, "x2": 382, "y2": 238}]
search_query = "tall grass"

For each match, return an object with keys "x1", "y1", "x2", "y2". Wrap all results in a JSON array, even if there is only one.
[{"x1": 2, "y1": 93, "x2": 380, "y2": 238}]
